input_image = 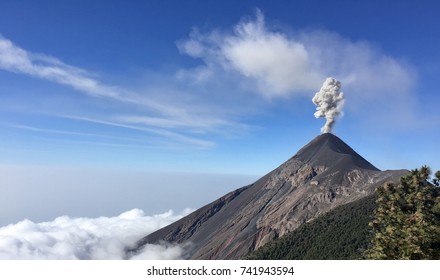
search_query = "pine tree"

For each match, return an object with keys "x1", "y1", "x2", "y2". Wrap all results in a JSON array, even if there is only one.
[
  {"x1": 433, "y1": 171, "x2": 440, "y2": 187},
  {"x1": 365, "y1": 166, "x2": 440, "y2": 259}
]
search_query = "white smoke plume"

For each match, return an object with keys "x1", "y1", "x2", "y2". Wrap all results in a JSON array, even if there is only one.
[
  {"x1": 312, "y1": 77, "x2": 345, "y2": 133},
  {"x1": 0, "y1": 208, "x2": 191, "y2": 260}
]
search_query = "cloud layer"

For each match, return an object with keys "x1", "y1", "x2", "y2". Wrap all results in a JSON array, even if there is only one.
[{"x1": 0, "y1": 209, "x2": 191, "y2": 260}]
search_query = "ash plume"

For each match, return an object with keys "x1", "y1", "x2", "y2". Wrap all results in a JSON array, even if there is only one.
[{"x1": 312, "y1": 77, "x2": 345, "y2": 133}]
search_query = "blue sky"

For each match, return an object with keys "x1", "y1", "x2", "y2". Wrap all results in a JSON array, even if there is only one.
[{"x1": 0, "y1": 1, "x2": 439, "y2": 224}]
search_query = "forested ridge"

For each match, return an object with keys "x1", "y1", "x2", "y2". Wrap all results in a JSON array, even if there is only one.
[{"x1": 246, "y1": 195, "x2": 376, "y2": 259}]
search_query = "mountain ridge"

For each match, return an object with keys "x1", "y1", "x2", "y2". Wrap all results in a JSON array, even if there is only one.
[{"x1": 132, "y1": 133, "x2": 407, "y2": 259}]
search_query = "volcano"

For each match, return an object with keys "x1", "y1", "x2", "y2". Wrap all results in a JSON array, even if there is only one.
[{"x1": 132, "y1": 133, "x2": 406, "y2": 259}]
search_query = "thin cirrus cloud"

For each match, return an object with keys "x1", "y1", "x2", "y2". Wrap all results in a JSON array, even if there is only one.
[
  {"x1": 2, "y1": 123, "x2": 151, "y2": 142},
  {"x1": 0, "y1": 36, "x2": 120, "y2": 100},
  {"x1": 0, "y1": 122, "x2": 173, "y2": 150},
  {"x1": 113, "y1": 114, "x2": 250, "y2": 136},
  {"x1": 0, "y1": 117, "x2": 216, "y2": 150},
  {"x1": 0, "y1": 35, "x2": 241, "y2": 148},
  {"x1": 57, "y1": 114, "x2": 217, "y2": 149},
  {"x1": 0, "y1": 208, "x2": 191, "y2": 260}
]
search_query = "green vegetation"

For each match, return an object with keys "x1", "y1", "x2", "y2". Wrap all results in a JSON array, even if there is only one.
[
  {"x1": 245, "y1": 195, "x2": 376, "y2": 260},
  {"x1": 365, "y1": 166, "x2": 440, "y2": 259}
]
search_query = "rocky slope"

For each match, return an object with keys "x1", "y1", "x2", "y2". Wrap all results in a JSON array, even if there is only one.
[{"x1": 132, "y1": 133, "x2": 407, "y2": 259}]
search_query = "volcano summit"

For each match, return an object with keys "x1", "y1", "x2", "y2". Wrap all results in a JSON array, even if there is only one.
[{"x1": 132, "y1": 133, "x2": 406, "y2": 259}]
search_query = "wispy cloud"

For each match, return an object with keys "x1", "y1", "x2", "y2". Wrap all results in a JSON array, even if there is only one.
[
  {"x1": 1, "y1": 122, "x2": 166, "y2": 150},
  {"x1": 0, "y1": 208, "x2": 191, "y2": 260},
  {"x1": 0, "y1": 36, "x2": 121, "y2": 100},
  {"x1": 0, "y1": 35, "x2": 248, "y2": 148},
  {"x1": 114, "y1": 114, "x2": 251, "y2": 135},
  {"x1": 0, "y1": 33, "x2": 237, "y2": 124},
  {"x1": 57, "y1": 114, "x2": 216, "y2": 149},
  {"x1": 2, "y1": 123, "x2": 148, "y2": 142}
]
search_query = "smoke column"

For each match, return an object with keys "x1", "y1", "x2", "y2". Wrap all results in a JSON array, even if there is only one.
[{"x1": 312, "y1": 77, "x2": 345, "y2": 133}]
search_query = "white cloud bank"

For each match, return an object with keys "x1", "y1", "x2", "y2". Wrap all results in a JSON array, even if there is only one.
[{"x1": 0, "y1": 208, "x2": 191, "y2": 260}]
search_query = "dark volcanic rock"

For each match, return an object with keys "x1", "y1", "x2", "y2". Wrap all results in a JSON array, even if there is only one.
[{"x1": 133, "y1": 133, "x2": 407, "y2": 259}]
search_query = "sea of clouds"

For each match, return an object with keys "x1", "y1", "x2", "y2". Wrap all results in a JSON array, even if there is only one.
[{"x1": 0, "y1": 208, "x2": 192, "y2": 260}]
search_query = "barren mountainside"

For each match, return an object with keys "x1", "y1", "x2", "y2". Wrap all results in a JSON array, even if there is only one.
[{"x1": 133, "y1": 133, "x2": 407, "y2": 259}]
